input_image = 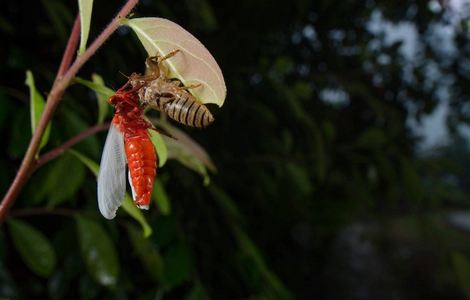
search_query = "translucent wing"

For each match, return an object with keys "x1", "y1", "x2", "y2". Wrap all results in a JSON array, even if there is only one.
[
  {"x1": 97, "y1": 124, "x2": 126, "y2": 219},
  {"x1": 128, "y1": 170, "x2": 137, "y2": 202}
]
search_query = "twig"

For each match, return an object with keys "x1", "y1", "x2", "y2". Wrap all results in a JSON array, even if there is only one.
[
  {"x1": 35, "y1": 122, "x2": 110, "y2": 169},
  {"x1": 56, "y1": 15, "x2": 81, "y2": 79},
  {"x1": 0, "y1": 0, "x2": 140, "y2": 223}
]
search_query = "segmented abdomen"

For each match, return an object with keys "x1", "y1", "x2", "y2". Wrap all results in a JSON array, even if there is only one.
[
  {"x1": 164, "y1": 94, "x2": 214, "y2": 128},
  {"x1": 124, "y1": 133, "x2": 157, "y2": 208}
]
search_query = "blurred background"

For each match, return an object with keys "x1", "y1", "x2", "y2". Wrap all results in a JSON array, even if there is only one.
[{"x1": 1, "y1": 0, "x2": 470, "y2": 299}]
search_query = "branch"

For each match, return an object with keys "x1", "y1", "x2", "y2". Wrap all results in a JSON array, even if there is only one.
[
  {"x1": 35, "y1": 122, "x2": 110, "y2": 169},
  {"x1": 0, "y1": 0, "x2": 140, "y2": 223},
  {"x1": 56, "y1": 15, "x2": 81, "y2": 79}
]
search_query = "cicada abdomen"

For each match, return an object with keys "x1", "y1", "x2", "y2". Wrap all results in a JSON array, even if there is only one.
[
  {"x1": 130, "y1": 50, "x2": 215, "y2": 128},
  {"x1": 140, "y1": 79, "x2": 214, "y2": 128}
]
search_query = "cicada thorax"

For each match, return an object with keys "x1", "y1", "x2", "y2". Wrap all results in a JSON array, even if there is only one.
[{"x1": 129, "y1": 50, "x2": 215, "y2": 128}]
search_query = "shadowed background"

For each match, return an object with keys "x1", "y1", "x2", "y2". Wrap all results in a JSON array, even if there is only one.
[{"x1": 1, "y1": 0, "x2": 470, "y2": 299}]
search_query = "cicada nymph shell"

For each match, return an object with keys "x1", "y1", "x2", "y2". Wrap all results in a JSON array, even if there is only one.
[{"x1": 130, "y1": 50, "x2": 214, "y2": 128}]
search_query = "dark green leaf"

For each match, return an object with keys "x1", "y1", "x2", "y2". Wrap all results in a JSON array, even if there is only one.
[
  {"x1": 152, "y1": 178, "x2": 171, "y2": 215},
  {"x1": 234, "y1": 226, "x2": 294, "y2": 300},
  {"x1": 185, "y1": 0, "x2": 218, "y2": 32},
  {"x1": 185, "y1": 282, "x2": 209, "y2": 300},
  {"x1": 149, "y1": 130, "x2": 168, "y2": 167},
  {"x1": 73, "y1": 76, "x2": 114, "y2": 101},
  {"x1": 126, "y1": 223, "x2": 163, "y2": 283},
  {"x1": 62, "y1": 108, "x2": 100, "y2": 158},
  {"x1": 164, "y1": 137, "x2": 210, "y2": 186},
  {"x1": 38, "y1": 153, "x2": 85, "y2": 207},
  {"x1": 68, "y1": 149, "x2": 99, "y2": 177},
  {"x1": 8, "y1": 218, "x2": 56, "y2": 277},
  {"x1": 401, "y1": 158, "x2": 424, "y2": 203},
  {"x1": 41, "y1": 0, "x2": 73, "y2": 41},
  {"x1": 452, "y1": 251, "x2": 470, "y2": 300},
  {"x1": 122, "y1": 194, "x2": 152, "y2": 237},
  {"x1": 8, "y1": 109, "x2": 30, "y2": 159},
  {"x1": 92, "y1": 74, "x2": 111, "y2": 124},
  {"x1": 208, "y1": 184, "x2": 241, "y2": 220},
  {"x1": 75, "y1": 216, "x2": 119, "y2": 287},
  {"x1": 163, "y1": 243, "x2": 192, "y2": 288},
  {"x1": 285, "y1": 162, "x2": 313, "y2": 196},
  {"x1": 357, "y1": 128, "x2": 387, "y2": 148}
]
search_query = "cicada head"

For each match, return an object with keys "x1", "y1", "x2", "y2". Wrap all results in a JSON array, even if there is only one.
[{"x1": 108, "y1": 93, "x2": 122, "y2": 106}]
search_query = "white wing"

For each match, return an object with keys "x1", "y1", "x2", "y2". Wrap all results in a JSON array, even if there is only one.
[
  {"x1": 128, "y1": 170, "x2": 137, "y2": 201},
  {"x1": 97, "y1": 124, "x2": 126, "y2": 219}
]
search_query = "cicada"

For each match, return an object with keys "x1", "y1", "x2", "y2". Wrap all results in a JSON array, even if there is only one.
[
  {"x1": 97, "y1": 81, "x2": 157, "y2": 219},
  {"x1": 130, "y1": 50, "x2": 215, "y2": 128}
]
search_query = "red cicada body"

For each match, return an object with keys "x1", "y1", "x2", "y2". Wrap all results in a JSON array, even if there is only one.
[{"x1": 97, "y1": 82, "x2": 157, "y2": 219}]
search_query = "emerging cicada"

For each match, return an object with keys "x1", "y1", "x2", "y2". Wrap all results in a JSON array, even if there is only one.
[
  {"x1": 130, "y1": 50, "x2": 215, "y2": 128},
  {"x1": 97, "y1": 81, "x2": 157, "y2": 219}
]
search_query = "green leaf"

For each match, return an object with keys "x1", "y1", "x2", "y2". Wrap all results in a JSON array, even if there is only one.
[
  {"x1": 285, "y1": 162, "x2": 313, "y2": 196},
  {"x1": 68, "y1": 149, "x2": 99, "y2": 176},
  {"x1": 152, "y1": 178, "x2": 171, "y2": 215},
  {"x1": 208, "y1": 184, "x2": 241, "y2": 220},
  {"x1": 32, "y1": 153, "x2": 85, "y2": 206},
  {"x1": 165, "y1": 137, "x2": 210, "y2": 185},
  {"x1": 8, "y1": 218, "x2": 56, "y2": 278},
  {"x1": 62, "y1": 108, "x2": 100, "y2": 158},
  {"x1": 75, "y1": 216, "x2": 119, "y2": 287},
  {"x1": 41, "y1": 0, "x2": 73, "y2": 42},
  {"x1": 149, "y1": 130, "x2": 168, "y2": 167},
  {"x1": 92, "y1": 74, "x2": 110, "y2": 124},
  {"x1": 185, "y1": 282, "x2": 209, "y2": 300},
  {"x1": 356, "y1": 128, "x2": 387, "y2": 149},
  {"x1": 452, "y1": 251, "x2": 470, "y2": 300},
  {"x1": 157, "y1": 121, "x2": 216, "y2": 186},
  {"x1": 163, "y1": 243, "x2": 192, "y2": 288},
  {"x1": 126, "y1": 223, "x2": 163, "y2": 282},
  {"x1": 78, "y1": 0, "x2": 94, "y2": 55},
  {"x1": 25, "y1": 70, "x2": 51, "y2": 151},
  {"x1": 185, "y1": 0, "x2": 218, "y2": 32},
  {"x1": 401, "y1": 158, "x2": 424, "y2": 204},
  {"x1": 233, "y1": 226, "x2": 294, "y2": 300},
  {"x1": 8, "y1": 109, "x2": 29, "y2": 159},
  {"x1": 73, "y1": 76, "x2": 115, "y2": 99},
  {"x1": 122, "y1": 194, "x2": 152, "y2": 238}
]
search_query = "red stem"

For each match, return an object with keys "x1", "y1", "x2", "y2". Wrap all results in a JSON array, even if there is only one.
[
  {"x1": 35, "y1": 122, "x2": 110, "y2": 169},
  {"x1": 56, "y1": 15, "x2": 81, "y2": 79},
  {"x1": 0, "y1": 0, "x2": 139, "y2": 223}
]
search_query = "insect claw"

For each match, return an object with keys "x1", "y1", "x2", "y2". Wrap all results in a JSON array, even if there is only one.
[{"x1": 160, "y1": 49, "x2": 180, "y2": 62}]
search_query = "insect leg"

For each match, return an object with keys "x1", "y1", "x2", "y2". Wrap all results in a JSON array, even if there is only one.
[
  {"x1": 179, "y1": 83, "x2": 202, "y2": 90},
  {"x1": 159, "y1": 49, "x2": 181, "y2": 64}
]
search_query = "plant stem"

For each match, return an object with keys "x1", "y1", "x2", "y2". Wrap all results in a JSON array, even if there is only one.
[
  {"x1": 35, "y1": 122, "x2": 110, "y2": 169},
  {"x1": 0, "y1": 0, "x2": 139, "y2": 223},
  {"x1": 56, "y1": 15, "x2": 81, "y2": 79}
]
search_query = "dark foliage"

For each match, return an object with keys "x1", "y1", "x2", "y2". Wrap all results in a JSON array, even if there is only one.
[{"x1": 1, "y1": 0, "x2": 470, "y2": 299}]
